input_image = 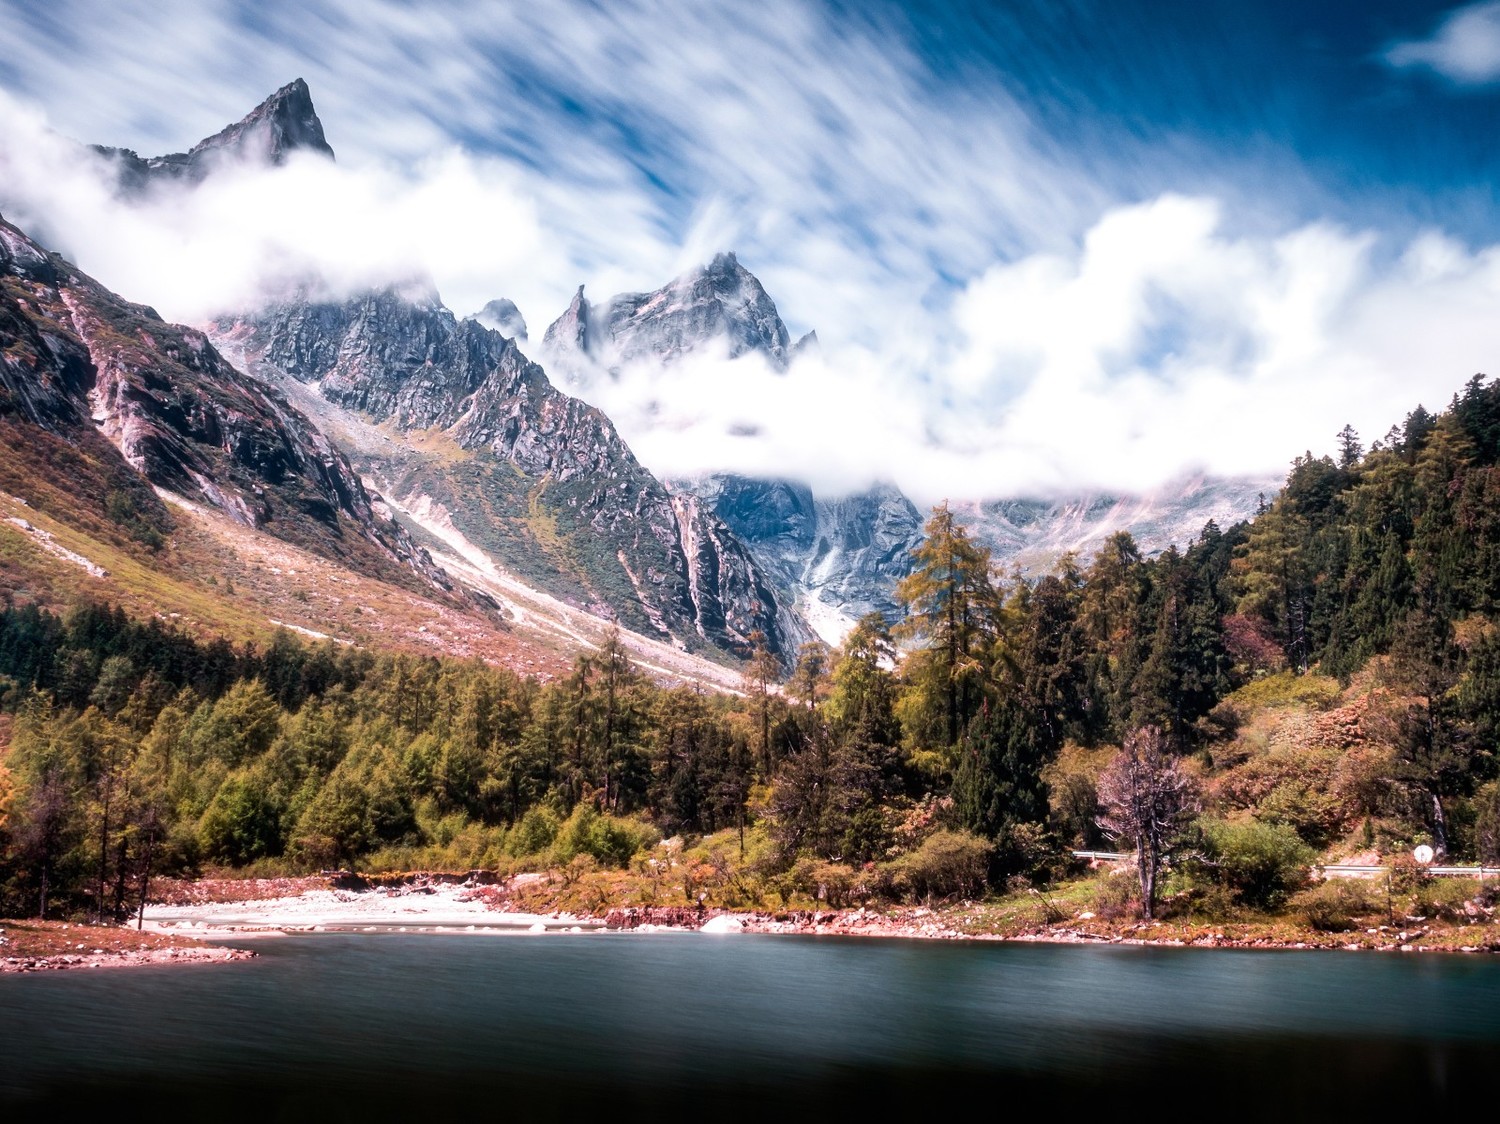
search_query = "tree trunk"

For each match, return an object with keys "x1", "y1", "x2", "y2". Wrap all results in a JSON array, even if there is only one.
[
  {"x1": 96, "y1": 776, "x2": 112, "y2": 924},
  {"x1": 136, "y1": 824, "x2": 158, "y2": 931},
  {"x1": 111, "y1": 831, "x2": 131, "y2": 919},
  {"x1": 1138, "y1": 838, "x2": 1157, "y2": 921},
  {"x1": 1431, "y1": 791, "x2": 1449, "y2": 858}
]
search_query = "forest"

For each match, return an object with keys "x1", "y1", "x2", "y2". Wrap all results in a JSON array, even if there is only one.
[{"x1": 3, "y1": 375, "x2": 1500, "y2": 923}]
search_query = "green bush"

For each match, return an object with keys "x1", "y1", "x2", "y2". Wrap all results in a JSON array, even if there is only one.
[
  {"x1": 1413, "y1": 877, "x2": 1481, "y2": 922},
  {"x1": 1225, "y1": 671, "x2": 1340, "y2": 712},
  {"x1": 1291, "y1": 879, "x2": 1379, "y2": 931},
  {"x1": 885, "y1": 829, "x2": 993, "y2": 902},
  {"x1": 1256, "y1": 779, "x2": 1344, "y2": 847},
  {"x1": 1477, "y1": 780, "x2": 1500, "y2": 866},
  {"x1": 551, "y1": 804, "x2": 659, "y2": 869},
  {"x1": 506, "y1": 806, "x2": 561, "y2": 858},
  {"x1": 1197, "y1": 817, "x2": 1314, "y2": 910}
]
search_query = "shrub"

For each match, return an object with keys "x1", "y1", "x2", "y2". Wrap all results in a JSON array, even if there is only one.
[
  {"x1": 886, "y1": 829, "x2": 993, "y2": 902},
  {"x1": 1413, "y1": 877, "x2": 1481, "y2": 922},
  {"x1": 1477, "y1": 780, "x2": 1500, "y2": 866},
  {"x1": 506, "y1": 806, "x2": 561, "y2": 858},
  {"x1": 1091, "y1": 871, "x2": 1139, "y2": 920},
  {"x1": 1255, "y1": 779, "x2": 1345, "y2": 847},
  {"x1": 1292, "y1": 879, "x2": 1379, "y2": 931},
  {"x1": 1197, "y1": 817, "x2": 1313, "y2": 910},
  {"x1": 799, "y1": 860, "x2": 860, "y2": 907},
  {"x1": 551, "y1": 804, "x2": 659, "y2": 869},
  {"x1": 1224, "y1": 670, "x2": 1339, "y2": 712}
]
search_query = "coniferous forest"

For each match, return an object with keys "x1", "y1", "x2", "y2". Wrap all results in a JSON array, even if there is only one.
[{"x1": 3, "y1": 377, "x2": 1500, "y2": 924}]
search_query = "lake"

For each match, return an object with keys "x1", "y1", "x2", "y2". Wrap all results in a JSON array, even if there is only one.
[{"x1": 3, "y1": 932, "x2": 1499, "y2": 1118}]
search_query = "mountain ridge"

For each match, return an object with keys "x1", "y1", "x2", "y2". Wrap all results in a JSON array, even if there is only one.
[
  {"x1": 1, "y1": 213, "x2": 450, "y2": 598},
  {"x1": 217, "y1": 284, "x2": 805, "y2": 662}
]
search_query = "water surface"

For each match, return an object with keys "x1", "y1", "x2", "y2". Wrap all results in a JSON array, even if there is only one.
[{"x1": 3, "y1": 933, "x2": 1498, "y2": 1118}]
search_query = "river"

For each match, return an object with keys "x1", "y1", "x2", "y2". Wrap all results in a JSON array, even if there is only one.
[{"x1": 3, "y1": 933, "x2": 1498, "y2": 1117}]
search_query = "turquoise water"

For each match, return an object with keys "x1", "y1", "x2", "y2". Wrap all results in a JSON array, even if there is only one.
[{"x1": 3, "y1": 933, "x2": 1498, "y2": 1118}]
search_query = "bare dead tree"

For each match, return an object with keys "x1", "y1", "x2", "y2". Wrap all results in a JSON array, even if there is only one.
[{"x1": 1096, "y1": 725, "x2": 1198, "y2": 921}]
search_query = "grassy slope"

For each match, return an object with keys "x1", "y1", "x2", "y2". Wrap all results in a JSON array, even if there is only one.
[{"x1": 0, "y1": 432, "x2": 577, "y2": 678}]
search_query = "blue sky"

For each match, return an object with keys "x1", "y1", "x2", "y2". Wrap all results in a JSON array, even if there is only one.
[{"x1": 2, "y1": 0, "x2": 1500, "y2": 498}]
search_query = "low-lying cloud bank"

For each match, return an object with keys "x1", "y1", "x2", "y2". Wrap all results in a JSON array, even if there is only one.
[{"x1": 574, "y1": 195, "x2": 1500, "y2": 503}]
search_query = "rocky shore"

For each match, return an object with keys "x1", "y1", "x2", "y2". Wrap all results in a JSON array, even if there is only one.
[
  {"x1": 0, "y1": 919, "x2": 255, "y2": 973},
  {"x1": 8, "y1": 873, "x2": 1497, "y2": 972}
]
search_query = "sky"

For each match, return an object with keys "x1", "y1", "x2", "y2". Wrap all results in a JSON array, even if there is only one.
[{"x1": 2, "y1": 0, "x2": 1500, "y2": 502}]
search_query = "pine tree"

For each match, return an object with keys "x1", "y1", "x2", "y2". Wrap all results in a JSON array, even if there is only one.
[{"x1": 895, "y1": 503, "x2": 998, "y2": 750}]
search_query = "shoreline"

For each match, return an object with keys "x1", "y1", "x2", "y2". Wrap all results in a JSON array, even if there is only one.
[
  {"x1": 7, "y1": 874, "x2": 1497, "y2": 972},
  {"x1": 0, "y1": 918, "x2": 255, "y2": 973}
]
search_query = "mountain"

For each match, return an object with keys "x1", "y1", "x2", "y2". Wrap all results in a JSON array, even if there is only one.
[
  {"x1": 469, "y1": 298, "x2": 527, "y2": 341},
  {"x1": 540, "y1": 255, "x2": 1271, "y2": 639},
  {"x1": 952, "y1": 477, "x2": 1278, "y2": 575},
  {"x1": 91, "y1": 78, "x2": 334, "y2": 193},
  {"x1": 689, "y1": 475, "x2": 924, "y2": 640},
  {"x1": 0, "y1": 214, "x2": 447, "y2": 593},
  {"x1": 66, "y1": 79, "x2": 804, "y2": 666},
  {"x1": 542, "y1": 252, "x2": 792, "y2": 382},
  {"x1": 217, "y1": 284, "x2": 803, "y2": 662}
]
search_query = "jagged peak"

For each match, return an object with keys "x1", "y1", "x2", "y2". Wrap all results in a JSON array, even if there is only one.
[
  {"x1": 468, "y1": 297, "x2": 528, "y2": 341},
  {"x1": 91, "y1": 78, "x2": 334, "y2": 193},
  {"x1": 186, "y1": 77, "x2": 335, "y2": 165}
]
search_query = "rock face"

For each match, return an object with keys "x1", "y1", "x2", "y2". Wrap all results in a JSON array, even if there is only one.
[
  {"x1": 689, "y1": 474, "x2": 923, "y2": 639},
  {"x1": 468, "y1": 299, "x2": 527, "y2": 341},
  {"x1": 221, "y1": 287, "x2": 799, "y2": 661},
  {"x1": 0, "y1": 214, "x2": 445, "y2": 589},
  {"x1": 542, "y1": 252, "x2": 792, "y2": 380},
  {"x1": 92, "y1": 78, "x2": 335, "y2": 193},
  {"x1": 952, "y1": 481, "x2": 1275, "y2": 575}
]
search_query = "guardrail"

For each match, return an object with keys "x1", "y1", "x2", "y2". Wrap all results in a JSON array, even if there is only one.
[
  {"x1": 1318, "y1": 863, "x2": 1499, "y2": 879},
  {"x1": 1071, "y1": 851, "x2": 1499, "y2": 879},
  {"x1": 1073, "y1": 851, "x2": 1132, "y2": 863}
]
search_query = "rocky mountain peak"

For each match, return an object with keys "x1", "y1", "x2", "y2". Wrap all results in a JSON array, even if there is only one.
[
  {"x1": 469, "y1": 298, "x2": 528, "y2": 341},
  {"x1": 189, "y1": 77, "x2": 335, "y2": 167},
  {"x1": 541, "y1": 253, "x2": 795, "y2": 380},
  {"x1": 93, "y1": 78, "x2": 335, "y2": 193}
]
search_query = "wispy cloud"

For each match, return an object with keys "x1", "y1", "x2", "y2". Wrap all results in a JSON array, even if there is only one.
[
  {"x1": 1385, "y1": 2, "x2": 1500, "y2": 85},
  {"x1": 585, "y1": 198, "x2": 1500, "y2": 502}
]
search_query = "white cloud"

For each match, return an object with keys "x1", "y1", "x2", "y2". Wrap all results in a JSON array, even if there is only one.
[
  {"x1": 573, "y1": 197, "x2": 1500, "y2": 503},
  {"x1": 1386, "y1": 2, "x2": 1500, "y2": 84}
]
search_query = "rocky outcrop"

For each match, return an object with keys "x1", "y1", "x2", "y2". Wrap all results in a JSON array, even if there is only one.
[
  {"x1": 221, "y1": 286, "x2": 797, "y2": 661},
  {"x1": 92, "y1": 78, "x2": 335, "y2": 193},
  {"x1": 468, "y1": 298, "x2": 527, "y2": 341},
  {"x1": 0, "y1": 214, "x2": 446, "y2": 589},
  {"x1": 542, "y1": 252, "x2": 792, "y2": 380},
  {"x1": 238, "y1": 284, "x2": 498, "y2": 430}
]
